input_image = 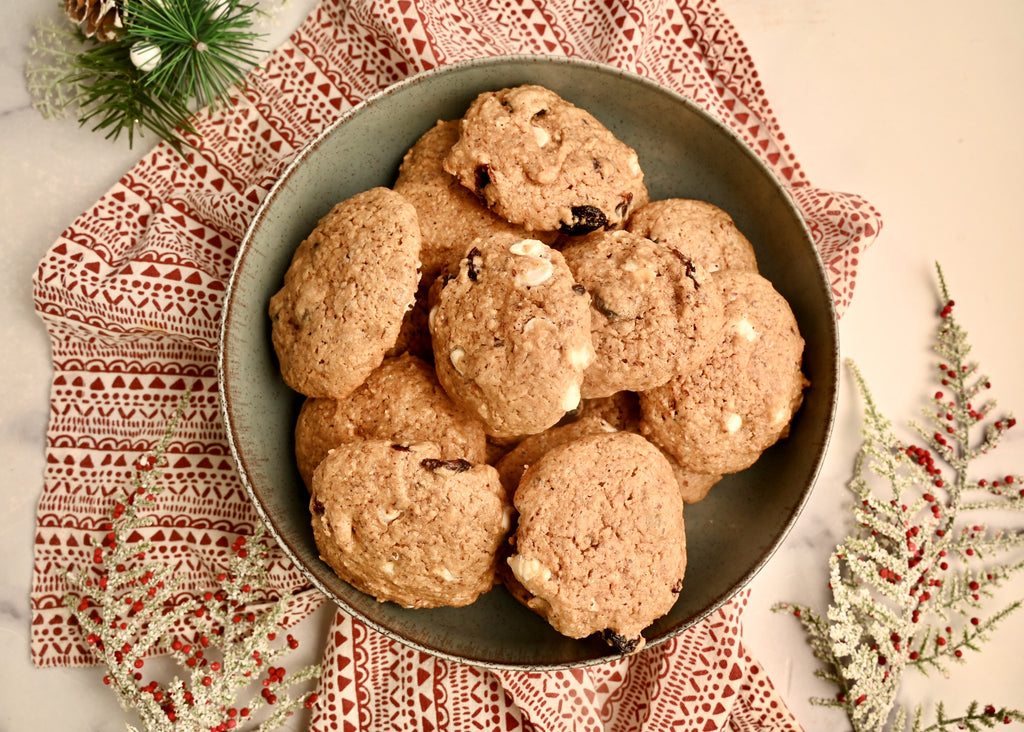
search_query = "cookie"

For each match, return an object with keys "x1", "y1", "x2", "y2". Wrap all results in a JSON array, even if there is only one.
[
  {"x1": 576, "y1": 391, "x2": 642, "y2": 431},
  {"x1": 444, "y1": 85, "x2": 649, "y2": 235},
  {"x1": 492, "y1": 415, "x2": 618, "y2": 605},
  {"x1": 639, "y1": 270, "x2": 808, "y2": 475},
  {"x1": 507, "y1": 431, "x2": 686, "y2": 652},
  {"x1": 394, "y1": 119, "x2": 556, "y2": 283},
  {"x1": 563, "y1": 394, "x2": 722, "y2": 504},
  {"x1": 494, "y1": 414, "x2": 618, "y2": 498},
  {"x1": 429, "y1": 232, "x2": 594, "y2": 440},
  {"x1": 627, "y1": 198, "x2": 759, "y2": 274},
  {"x1": 269, "y1": 187, "x2": 421, "y2": 399},
  {"x1": 294, "y1": 353, "x2": 487, "y2": 488},
  {"x1": 672, "y1": 468, "x2": 722, "y2": 504},
  {"x1": 561, "y1": 229, "x2": 725, "y2": 398},
  {"x1": 310, "y1": 440, "x2": 511, "y2": 609}
]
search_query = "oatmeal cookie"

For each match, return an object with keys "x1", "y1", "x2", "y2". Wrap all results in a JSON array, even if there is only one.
[
  {"x1": 429, "y1": 232, "x2": 594, "y2": 439},
  {"x1": 627, "y1": 198, "x2": 759, "y2": 273},
  {"x1": 561, "y1": 229, "x2": 725, "y2": 398},
  {"x1": 294, "y1": 353, "x2": 487, "y2": 488},
  {"x1": 507, "y1": 431, "x2": 686, "y2": 653},
  {"x1": 269, "y1": 187, "x2": 421, "y2": 399},
  {"x1": 310, "y1": 440, "x2": 511, "y2": 609},
  {"x1": 394, "y1": 119, "x2": 556, "y2": 282},
  {"x1": 639, "y1": 270, "x2": 808, "y2": 475},
  {"x1": 444, "y1": 85, "x2": 648, "y2": 234}
]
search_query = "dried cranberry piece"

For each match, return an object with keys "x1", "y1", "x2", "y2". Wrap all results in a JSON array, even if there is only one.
[
  {"x1": 465, "y1": 247, "x2": 483, "y2": 281},
  {"x1": 559, "y1": 205, "x2": 608, "y2": 236},
  {"x1": 420, "y1": 458, "x2": 473, "y2": 474},
  {"x1": 615, "y1": 193, "x2": 634, "y2": 220},
  {"x1": 667, "y1": 249, "x2": 700, "y2": 288},
  {"x1": 591, "y1": 291, "x2": 619, "y2": 319},
  {"x1": 602, "y1": 629, "x2": 642, "y2": 654}
]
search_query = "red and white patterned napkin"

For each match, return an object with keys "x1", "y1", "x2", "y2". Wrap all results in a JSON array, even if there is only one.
[{"x1": 30, "y1": 0, "x2": 881, "y2": 728}]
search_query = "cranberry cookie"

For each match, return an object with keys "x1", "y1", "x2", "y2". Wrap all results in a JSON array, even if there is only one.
[
  {"x1": 310, "y1": 440, "x2": 511, "y2": 609},
  {"x1": 627, "y1": 198, "x2": 759, "y2": 273},
  {"x1": 429, "y1": 232, "x2": 594, "y2": 440},
  {"x1": 294, "y1": 353, "x2": 487, "y2": 488},
  {"x1": 561, "y1": 229, "x2": 725, "y2": 398},
  {"x1": 444, "y1": 85, "x2": 648, "y2": 235}
]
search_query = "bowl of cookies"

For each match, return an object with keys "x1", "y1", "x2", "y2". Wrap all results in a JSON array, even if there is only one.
[{"x1": 218, "y1": 55, "x2": 838, "y2": 669}]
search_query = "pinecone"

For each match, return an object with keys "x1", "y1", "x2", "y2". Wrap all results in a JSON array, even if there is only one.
[{"x1": 64, "y1": 0, "x2": 124, "y2": 42}]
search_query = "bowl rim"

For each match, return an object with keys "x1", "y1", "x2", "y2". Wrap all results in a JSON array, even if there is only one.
[{"x1": 217, "y1": 53, "x2": 838, "y2": 671}]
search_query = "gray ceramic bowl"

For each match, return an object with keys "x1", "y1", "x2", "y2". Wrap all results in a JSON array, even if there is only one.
[{"x1": 218, "y1": 55, "x2": 837, "y2": 670}]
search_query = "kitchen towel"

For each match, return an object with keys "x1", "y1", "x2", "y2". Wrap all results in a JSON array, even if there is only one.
[{"x1": 31, "y1": 0, "x2": 881, "y2": 729}]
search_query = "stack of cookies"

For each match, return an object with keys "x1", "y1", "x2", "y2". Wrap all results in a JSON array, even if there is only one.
[{"x1": 268, "y1": 85, "x2": 807, "y2": 654}]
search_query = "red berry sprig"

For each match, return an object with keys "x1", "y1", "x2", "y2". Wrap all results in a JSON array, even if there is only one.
[{"x1": 62, "y1": 394, "x2": 322, "y2": 730}]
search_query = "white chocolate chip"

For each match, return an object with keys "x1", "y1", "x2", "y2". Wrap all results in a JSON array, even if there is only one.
[
  {"x1": 516, "y1": 260, "x2": 554, "y2": 287},
  {"x1": 437, "y1": 567, "x2": 458, "y2": 582},
  {"x1": 561, "y1": 381, "x2": 582, "y2": 411},
  {"x1": 725, "y1": 413, "x2": 743, "y2": 433},
  {"x1": 510, "y1": 239, "x2": 554, "y2": 287},
  {"x1": 507, "y1": 555, "x2": 551, "y2": 586},
  {"x1": 428, "y1": 305, "x2": 438, "y2": 333},
  {"x1": 622, "y1": 258, "x2": 655, "y2": 285},
  {"x1": 523, "y1": 317, "x2": 556, "y2": 338},
  {"x1": 381, "y1": 561, "x2": 396, "y2": 576},
  {"x1": 377, "y1": 507, "x2": 402, "y2": 524},
  {"x1": 501, "y1": 506, "x2": 514, "y2": 533},
  {"x1": 509, "y1": 238, "x2": 547, "y2": 257},
  {"x1": 568, "y1": 343, "x2": 593, "y2": 369},
  {"x1": 628, "y1": 153, "x2": 641, "y2": 176},
  {"x1": 733, "y1": 315, "x2": 758, "y2": 342},
  {"x1": 449, "y1": 346, "x2": 467, "y2": 374},
  {"x1": 532, "y1": 125, "x2": 550, "y2": 148},
  {"x1": 771, "y1": 405, "x2": 792, "y2": 426}
]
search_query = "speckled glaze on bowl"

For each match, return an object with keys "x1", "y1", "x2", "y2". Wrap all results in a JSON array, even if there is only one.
[{"x1": 218, "y1": 55, "x2": 838, "y2": 671}]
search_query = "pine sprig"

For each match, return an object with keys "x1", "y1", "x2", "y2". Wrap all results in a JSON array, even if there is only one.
[
  {"x1": 126, "y1": 0, "x2": 264, "y2": 111},
  {"x1": 774, "y1": 262, "x2": 1024, "y2": 732},
  {"x1": 63, "y1": 38, "x2": 199, "y2": 153},
  {"x1": 26, "y1": 0, "x2": 270, "y2": 153},
  {"x1": 63, "y1": 393, "x2": 322, "y2": 731}
]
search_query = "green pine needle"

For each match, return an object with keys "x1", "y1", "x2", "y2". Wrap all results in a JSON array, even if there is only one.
[
  {"x1": 64, "y1": 39, "x2": 198, "y2": 155},
  {"x1": 127, "y1": 0, "x2": 264, "y2": 111}
]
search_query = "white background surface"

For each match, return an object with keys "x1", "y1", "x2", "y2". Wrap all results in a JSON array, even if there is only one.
[{"x1": 2, "y1": 1, "x2": 1023, "y2": 729}]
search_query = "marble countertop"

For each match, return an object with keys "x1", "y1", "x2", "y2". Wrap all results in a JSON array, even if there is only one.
[{"x1": 2, "y1": 1, "x2": 1022, "y2": 728}]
